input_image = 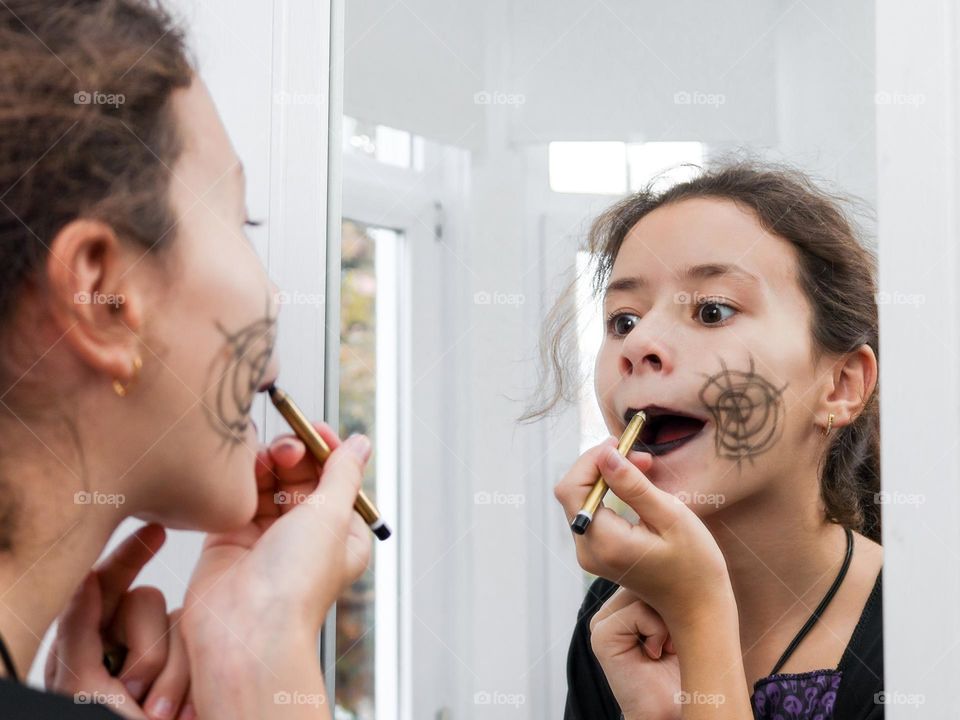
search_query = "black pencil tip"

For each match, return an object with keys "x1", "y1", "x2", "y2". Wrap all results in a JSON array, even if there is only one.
[{"x1": 570, "y1": 515, "x2": 590, "y2": 535}]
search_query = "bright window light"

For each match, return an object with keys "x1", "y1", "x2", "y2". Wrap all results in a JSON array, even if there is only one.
[
  {"x1": 627, "y1": 141, "x2": 704, "y2": 192},
  {"x1": 343, "y1": 115, "x2": 425, "y2": 171},
  {"x1": 375, "y1": 124, "x2": 412, "y2": 168},
  {"x1": 575, "y1": 251, "x2": 610, "y2": 455},
  {"x1": 549, "y1": 141, "x2": 627, "y2": 195}
]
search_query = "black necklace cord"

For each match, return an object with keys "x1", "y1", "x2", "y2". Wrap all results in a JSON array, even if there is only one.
[
  {"x1": 768, "y1": 525, "x2": 855, "y2": 676},
  {"x1": 0, "y1": 627, "x2": 20, "y2": 684}
]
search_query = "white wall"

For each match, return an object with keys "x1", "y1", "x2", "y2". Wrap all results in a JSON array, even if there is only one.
[
  {"x1": 876, "y1": 1, "x2": 960, "y2": 715},
  {"x1": 774, "y1": 0, "x2": 877, "y2": 222},
  {"x1": 344, "y1": 0, "x2": 487, "y2": 151}
]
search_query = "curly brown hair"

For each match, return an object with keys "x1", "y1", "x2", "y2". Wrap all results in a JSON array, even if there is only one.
[{"x1": 0, "y1": 0, "x2": 193, "y2": 368}]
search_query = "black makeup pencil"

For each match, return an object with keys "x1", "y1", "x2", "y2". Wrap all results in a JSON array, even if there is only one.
[
  {"x1": 267, "y1": 384, "x2": 391, "y2": 541},
  {"x1": 571, "y1": 410, "x2": 646, "y2": 534}
]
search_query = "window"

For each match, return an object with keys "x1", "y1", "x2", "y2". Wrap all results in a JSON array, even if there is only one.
[
  {"x1": 548, "y1": 141, "x2": 706, "y2": 195},
  {"x1": 549, "y1": 141, "x2": 628, "y2": 194},
  {"x1": 575, "y1": 250, "x2": 608, "y2": 456},
  {"x1": 627, "y1": 141, "x2": 704, "y2": 191},
  {"x1": 343, "y1": 115, "x2": 425, "y2": 171},
  {"x1": 336, "y1": 220, "x2": 402, "y2": 720}
]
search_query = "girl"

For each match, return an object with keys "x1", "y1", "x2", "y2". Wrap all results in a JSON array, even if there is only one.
[
  {"x1": 0, "y1": 1, "x2": 369, "y2": 718},
  {"x1": 547, "y1": 164, "x2": 883, "y2": 719}
]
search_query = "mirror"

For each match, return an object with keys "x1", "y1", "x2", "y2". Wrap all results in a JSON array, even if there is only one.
[{"x1": 338, "y1": 1, "x2": 880, "y2": 718}]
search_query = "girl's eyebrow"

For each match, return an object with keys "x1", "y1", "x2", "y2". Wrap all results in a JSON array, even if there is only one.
[{"x1": 605, "y1": 262, "x2": 762, "y2": 297}]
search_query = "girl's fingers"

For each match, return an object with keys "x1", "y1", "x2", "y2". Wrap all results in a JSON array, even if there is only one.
[
  {"x1": 304, "y1": 438, "x2": 368, "y2": 528},
  {"x1": 95, "y1": 524, "x2": 166, "y2": 623},
  {"x1": 50, "y1": 573, "x2": 105, "y2": 687},
  {"x1": 624, "y1": 449, "x2": 656, "y2": 472},
  {"x1": 594, "y1": 445, "x2": 673, "y2": 530},
  {"x1": 267, "y1": 422, "x2": 344, "y2": 485},
  {"x1": 590, "y1": 587, "x2": 645, "y2": 630},
  {"x1": 342, "y1": 511, "x2": 372, "y2": 585},
  {"x1": 113, "y1": 587, "x2": 169, "y2": 701},
  {"x1": 254, "y1": 446, "x2": 276, "y2": 491},
  {"x1": 553, "y1": 438, "x2": 621, "y2": 523},
  {"x1": 267, "y1": 436, "x2": 306, "y2": 469},
  {"x1": 142, "y1": 610, "x2": 190, "y2": 720},
  {"x1": 176, "y1": 697, "x2": 197, "y2": 720},
  {"x1": 591, "y1": 590, "x2": 671, "y2": 660}
]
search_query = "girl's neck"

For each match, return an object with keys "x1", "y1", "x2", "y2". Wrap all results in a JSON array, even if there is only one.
[
  {"x1": 703, "y1": 478, "x2": 856, "y2": 657},
  {"x1": 0, "y1": 456, "x2": 119, "y2": 682}
]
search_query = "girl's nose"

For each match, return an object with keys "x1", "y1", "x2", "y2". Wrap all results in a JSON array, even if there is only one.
[{"x1": 619, "y1": 319, "x2": 673, "y2": 377}]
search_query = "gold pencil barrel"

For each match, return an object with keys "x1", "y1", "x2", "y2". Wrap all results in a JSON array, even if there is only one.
[
  {"x1": 570, "y1": 410, "x2": 646, "y2": 535},
  {"x1": 267, "y1": 384, "x2": 391, "y2": 541}
]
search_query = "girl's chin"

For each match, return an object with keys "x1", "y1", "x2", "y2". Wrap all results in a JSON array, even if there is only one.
[{"x1": 134, "y1": 481, "x2": 258, "y2": 532}]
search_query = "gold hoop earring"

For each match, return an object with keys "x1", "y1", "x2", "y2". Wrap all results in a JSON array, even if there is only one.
[
  {"x1": 112, "y1": 355, "x2": 143, "y2": 398},
  {"x1": 821, "y1": 413, "x2": 835, "y2": 436}
]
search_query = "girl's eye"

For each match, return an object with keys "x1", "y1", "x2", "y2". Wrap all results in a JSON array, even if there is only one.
[
  {"x1": 244, "y1": 219, "x2": 264, "y2": 228},
  {"x1": 606, "y1": 312, "x2": 640, "y2": 337},
  {"x1": 696, "y1": 300, "x2": 737, "y2": 326}
]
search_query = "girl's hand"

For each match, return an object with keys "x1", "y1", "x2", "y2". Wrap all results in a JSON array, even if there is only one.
[
  {"x1": 46, "y1": 523, "x2": 195, "y2": 719},
  {"x1": 555, "y1": 437, "x2": 734, "y2": 631},
  {"x1": 590, "y1": 588, "x2": 680, "y2": 720},
  {"x1": 180, "y1": 423, "x2": 373, "y2": 719}
]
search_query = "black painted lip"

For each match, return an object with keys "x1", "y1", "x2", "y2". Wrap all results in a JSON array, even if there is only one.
[
  {"x1": 632, "y1": 423, "x2": 707, "y2": 457},
  {"x1": 625, "y1": 405, "x2": 708, "y2": 424},
  {"x1": 257, "y1": 375, "x2": 278, "y2": 394}
]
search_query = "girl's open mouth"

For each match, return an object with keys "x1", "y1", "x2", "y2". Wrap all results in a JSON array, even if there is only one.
[{"x1": 625, "y1": 407, "x2": 707, "y2": 457}]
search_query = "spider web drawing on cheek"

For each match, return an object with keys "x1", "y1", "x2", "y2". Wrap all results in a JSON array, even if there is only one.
[
  {"x1": 698, "y1": 355, "x2": 788, "y2": 468},
  {"x1": 203, "y1": 309, "x2": 278, "y2": 448}
]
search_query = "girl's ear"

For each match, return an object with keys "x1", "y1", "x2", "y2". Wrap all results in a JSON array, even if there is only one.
[
  {"x1": 823, "y1": 344, "x2": 877, "y2": 428},
  {"x1": 45, "y1": 218, "x2": 144, "y2": 382}
]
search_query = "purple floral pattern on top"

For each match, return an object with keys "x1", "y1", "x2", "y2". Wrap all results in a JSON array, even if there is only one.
[{"x1": 751, "y1": 670, "x2": 842, "y2": 720}]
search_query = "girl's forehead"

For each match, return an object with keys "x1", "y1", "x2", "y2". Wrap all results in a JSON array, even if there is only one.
[{"x1": 612, "y1": 197, "x2": 798, "y2": 290}]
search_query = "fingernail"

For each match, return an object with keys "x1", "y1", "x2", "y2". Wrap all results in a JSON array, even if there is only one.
[
  {"x1": 148, "y1": 697, "x2": 174, "y2": 719},
  {"x1": 604, "y1": 446, "x2": 625, "y2": 471},
  {"x1": 343, "y1": 434, "x2": 371, "y2": 462},
  {"x1": 123, "y1": 678, "x2": 144, "y2": 699}
]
